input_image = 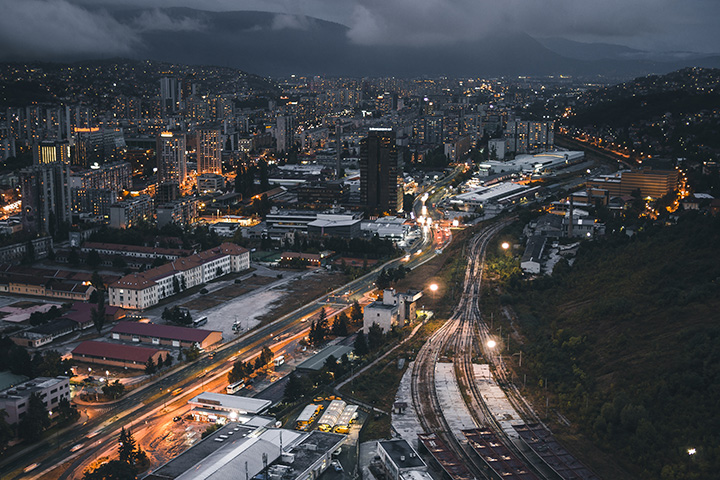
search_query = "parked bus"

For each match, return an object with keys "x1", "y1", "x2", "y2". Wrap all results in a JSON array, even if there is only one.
[
  {"x1": 193, "y1": 316, "x2": 208, "y2": 328},
  {"x1": 273, "y1": 355, "x2": 285, "y2": 367},
  {"x1": 226, "y1": 380, "x2": 245, "y2": 394}
]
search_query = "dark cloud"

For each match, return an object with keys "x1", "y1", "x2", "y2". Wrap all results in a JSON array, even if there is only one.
[{"x1": 0, "y1": 0, "x2": 717, "y2": 61}]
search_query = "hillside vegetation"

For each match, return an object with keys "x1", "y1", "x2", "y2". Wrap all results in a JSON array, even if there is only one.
[{"x1": 508, "y1": 213, "x2": 720, "y2": 479}]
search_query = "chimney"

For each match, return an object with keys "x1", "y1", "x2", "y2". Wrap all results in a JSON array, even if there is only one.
[{"x1": 567, "y1": 196, "x2": 574, "y2": 238}]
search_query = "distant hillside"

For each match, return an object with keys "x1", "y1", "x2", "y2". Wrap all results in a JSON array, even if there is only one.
[
  {"x1": 39, "y1": 7, "x2": 720, "y2": 79},
  {"x1": 509, "y1": 214, "x2": 720, "y2": 478}
]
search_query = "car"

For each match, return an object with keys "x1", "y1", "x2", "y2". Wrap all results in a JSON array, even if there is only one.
[
  {"x1": 173, "y1": 416, "x2": 182, "y2": 422},
  {"x1": 332, "y1": 460, "x2": 343, "y2": 472},
  {"x1": 70, "y1": 443, "x2": 84, "y2": 452},
  {"x1": 23, "y1": 463, "x2": 39, "y2": 473},
  {"x1": 332, "y1": 447, "x2": 342, "y2": 456},
  {"x1": 200, "y1": 288, "x2": 209, "y2": 294}
]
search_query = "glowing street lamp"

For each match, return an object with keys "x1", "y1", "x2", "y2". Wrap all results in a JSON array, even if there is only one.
[
  {"x1": 429, "y1": 283, "x2": 438, "y2": 301},
  {"x1": 501, "y1": 242, "x2": 510, "y2": 250},
  {"x1": 688, "y1": 448, "x2": 696, "y2": 456},
  {"x1": 487, "y1": 339, "x2": 497, "y2": 349}
]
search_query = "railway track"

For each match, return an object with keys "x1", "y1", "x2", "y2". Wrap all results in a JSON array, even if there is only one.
[{"x1": 412, "y1": 219, "x2": 561, "y2": 480}]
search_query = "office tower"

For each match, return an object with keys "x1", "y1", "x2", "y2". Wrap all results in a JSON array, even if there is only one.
[
  {"x1": 276, "y1": 115, "x2": 295, "y2": 153},
  {"x1": 156, "y1": 131, "x2": 187, "y2": 185},
  {"x1": 160, "y1": 77, "x2": 182, "y2": 115},
  {"x1": 360, "y1": 128, "x2": 402, "y2": 213},
  {"x1": 20, "y1": 163, "x2": 72, "y2": 234},
  {"x1": 33, "y1": 140, "x2": 70, "y2": 165},
  {"x1": 196, "y1": 127, "x2": 222, "y2": 175}
]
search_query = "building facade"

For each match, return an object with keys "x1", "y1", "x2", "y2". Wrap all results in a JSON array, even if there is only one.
[
  {"x1": 0, "y1": 376, "x2": 71, "y2": 424},
  {"x1": 360, "y1": 128, "x2": 402, "y2": 213},
  {"x1": 196, "y1": 127, "x2": 222, "y2": 175},
  {"x1": 156, "y1": 131, "x2": 187, "y2": 185}
]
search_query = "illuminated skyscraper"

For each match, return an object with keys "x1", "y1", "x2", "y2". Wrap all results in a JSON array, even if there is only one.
[
  {"x1": 360, "y1": 128, "x2": 402, "y2": 213},
  {"x1": 196, "y1": 127, "x2": 222, "y2": 175},
  {"x1": 156, "y1": 131, "x2": 187, "y2": 185}
]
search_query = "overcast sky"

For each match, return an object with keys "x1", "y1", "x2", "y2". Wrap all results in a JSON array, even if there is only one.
[{"x1": 1, "y1": 0, "x2": 719, "y2": 60}]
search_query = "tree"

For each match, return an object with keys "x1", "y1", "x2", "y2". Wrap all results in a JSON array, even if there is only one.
[
  {"x1": 118, "y1": 427, "x2": 137, "y2": 464},
  {"x1": 92, "y1": 293, "x2": 106, "y2": 334},
  {"x1": 283, "y1": 373, "x2": 309, "y2": 403},
  {"x1": 68, "y1": 247, "x2": 80, "y2": 265},
  {"x1": 332, "y1": 312, "x2": 349, "y2": 337},
  {"x1": 229, "y1": 360, "x2": 250, "y2": 383},
  {"x1": 354, "y1": 331, "x2": 369, "y2": 356},
  {"x1": 91, "y1": 271, "x2": 104, "y2": 291},
  {"x1": 144, "y1": 358, "x2": 156, "y2": 375},
  {"x1": 350, "y1": 300, "x2": 363, "y2": 325},
  {"x1": 215, "y1": 266, "x2": 223, "y2": 278},
  {"x1": 157, "y1": 355, "x2": 164, "y2": 369},
  {"x1": 368, "y1": 322, "x2": 384, "y2": 351},
  {"x1": 56, "y1": 395, "x2": 80, "y2": 424},
  {"x1": 0, "y1": 409, "x2": 13, "y2": 453},
  {"x1": 18, "y1": 393, "x2": 49, "y2": 441},
  {"x1": 102, "y1": 380, "x2": 125, "y2": 400},
  {"x1": 87, "y1": 249, "x2": 102, "y2": 268},
  {"x1": 83, "y1": 460, "x2": 137, "y2": 480},
  {"x1": 165, "y1": 353, "x2": 173, "y2": 367},
  {"x1": 172, "y1": 277, "x2": 180, "y2": 295}
]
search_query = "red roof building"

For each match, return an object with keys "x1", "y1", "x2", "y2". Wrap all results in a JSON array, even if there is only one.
[
  {"x1": 110, "y1": 321, "x2": 222, "y2": 349},
  {"x1": 72, "y1": 340, "x2": 169, "y2": 369}
]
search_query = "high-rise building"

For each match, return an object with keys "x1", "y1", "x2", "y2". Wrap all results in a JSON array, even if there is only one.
[
  {"x1": 160, "y1": 77, "x2": 182, "y2": 115},
  {"x1": 20, "y1": 163, "x2": 72, "y2": 233},
  {"x1": 33, "y1": 140, "x2": 70, "y2": 165},
  {"x1": 196, "y1": 127, "x2": 222, "y2": 175},
  {"x1": 505, "y1": 119, "x2": 554, "y2": 154},
  {"x1": 72, "y1": 128, "x2": 125, "y2": 167},
  {"x1": 276, "y1": 115, "x2": 295, "y2": 153},
  {"x1": 156, "y1": 131, "x2": 187, "y2": 185},
  {"x1": 110, "y1": 195, "x2": 153, "y2": 229},
  {"x1": 360, "y1": 128, "x2": 402, "y2": 213}
]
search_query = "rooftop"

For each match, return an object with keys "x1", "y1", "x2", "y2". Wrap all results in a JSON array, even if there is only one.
[
  {"x1": 189, "y1": 392, "x2": 272, "y2": 415},
  {"x1": 379, "y1": 439, "x2": 426, "y2": 469},
  {"x1": 111, "y1": 321, "x2": 220, "y2": 343},
  {"x1": 295, "y1": 345, "x2": 354, "y2": 372},
  {"x1": 72, "y1": 341, "x2": 166, "y2": 363}
]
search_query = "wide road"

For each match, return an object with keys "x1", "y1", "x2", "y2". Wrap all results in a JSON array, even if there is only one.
[{"x1": 2, "y1": 168, "x2": 464, "y2": 480}]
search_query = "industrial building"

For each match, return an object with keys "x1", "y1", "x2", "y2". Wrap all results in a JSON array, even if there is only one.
[
  {"x1": 188, "y1": 392, "x2": 272, "y2": 423},
  {"x1": 377, "y1": 439, "x2": 428, "y2": 480},
  {"x1": 71, "y1": 340, "x2": 169, "y2": 370},
  {"x1": 110, "y1": 321, "x2": 222, "y2": 350}
]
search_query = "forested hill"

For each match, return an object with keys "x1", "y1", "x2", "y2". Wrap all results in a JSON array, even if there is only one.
[{"x1": 510, "y1": 213, "x2": 720, "y2": 479}]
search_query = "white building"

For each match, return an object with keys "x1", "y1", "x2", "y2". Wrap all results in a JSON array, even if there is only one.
[
  {"x1": 108, "y1": 243, "x2": 250, "y2": 309},
  {"x1": 0, "y1": 376, "x2": 71, "y2": 424},
  {"x1": 109, "y1": 195, "x2": 153, "y2": 229}
]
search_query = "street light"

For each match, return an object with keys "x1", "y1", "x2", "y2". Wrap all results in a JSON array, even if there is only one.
[
  {"x1": 487, "y1": 339, "x2": 497, "y2": 349},
  {"x1": 501, "y1": 242, "x2": 510, "y2": 250},
  {"x1": 429, "y1": 283, "x2": 438, "y2": 302}
]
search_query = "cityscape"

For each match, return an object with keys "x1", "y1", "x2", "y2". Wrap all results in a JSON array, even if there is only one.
[{"x1": 0, "y1": 2, "x2": 719, "y2": 480}]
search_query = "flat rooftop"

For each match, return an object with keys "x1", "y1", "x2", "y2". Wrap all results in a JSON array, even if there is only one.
[
  {"x1": 379, "y1": 439, "x2": 426, "y2": 469},
  {"x1": 295, "y1": 345, "x2": 354, "y2": 372},
  {"x1": 189, "y1": 392, "x2": 272, "y2": 415}
]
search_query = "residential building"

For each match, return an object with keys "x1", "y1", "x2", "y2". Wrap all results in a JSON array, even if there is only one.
[
  {"x1": 109, "y1": 195, "x2": 153, "y2": 229},
  {"x1": 156, "y1": 131, "x2": 187, "y2": 185},
  {"x1": 520, "y1": 235, "x2": 545, "y2": 274},
  {"x1": 110, "y1": 321, "x2": 222, "y2": 350},
  {"x1": 71, "y1": 340, "x2": 169, "y2": 370},
  {"x1": 505, "y1": 119, "x2": 554, "y2": 154},
  {"x1": 276, "y1": 115, "x2": 295, "y2": 153},
  {"x1": 360, "y1": 128, "x2": 402, "y2": 213},
  {"x1": 196, "y1": 127, "x2": 222, "y2": 175},
  {"x1": 0, "y1": 376, "x2": 71, "y2": 424},
  {"x1": 156, "y1": 197, "x2": 199, "y2": 228},
  {"x1": 0, "y1": 236, "x2": 53, "y2": 265},
  {"x1": 363, "y1": 301, "x2": 398, "y2": 333},
  {"x1": 108, "y1": 243, "x2": 249, "y2": 309},
  {"x1": 197, "y1": 173, "x2": 225, "y2": 193},
  {"x1": 80, "y1": 242, "x2": 193, "y2": 260},
  {"x1": 20, "y1": 163, "x2": 72, "y2": 233}
]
